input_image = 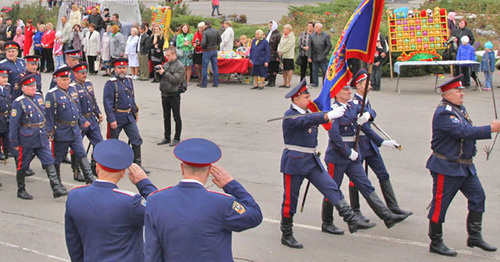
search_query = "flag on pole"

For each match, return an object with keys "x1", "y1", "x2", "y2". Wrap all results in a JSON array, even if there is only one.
[{"x1": 308, "y1": 0, "x2": 385, "y2": 118}]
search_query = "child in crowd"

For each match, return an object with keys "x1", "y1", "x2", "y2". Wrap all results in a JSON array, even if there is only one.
[
  {"x1": 53, "y1": 31, "x2": 64, "y2": 69},
  {"x1": 456, "y1": 35, "x2": 476, "y2": 88},
  {"x1": 481, "y1": 41, "x2": 496, "y2": 91},
  {"x1": 235, "y1": 35, "x2": 250, "y2": 57},
  {"x1": 13, "y1": 27, "x2": 24, "y2": 57}
]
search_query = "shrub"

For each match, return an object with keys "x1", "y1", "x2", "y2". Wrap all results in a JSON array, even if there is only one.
[{"x1": 1, "y1": 2, "x2": 59, "y2": 25}]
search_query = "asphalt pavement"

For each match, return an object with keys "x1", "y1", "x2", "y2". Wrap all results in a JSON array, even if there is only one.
[{"x1": 0, "y1": 70, "x2": 500, "y2": 261}]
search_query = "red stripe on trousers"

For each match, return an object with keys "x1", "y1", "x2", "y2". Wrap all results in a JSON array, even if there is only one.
[
  {"x1": 51, "y1": 140, "x2": 55, "y2": 158},
  {"x1": 106, "y1": 123, "x2": 111, "y2": 139},
  {"x1": 326, "y1": 163, "x2": 336, "y2": 202},
  {"x1": 17, "y1": 146, "x2": 23, "y2": 170},
  {"x1": 431, "y1": 174, "x2": 445, "y2": 223},
  {"x1": 349, "y1": 181, "x2": 355, "y2": 187},
  {"x1": 283, "y1": 174, "x2": 292, "y2": 218}
]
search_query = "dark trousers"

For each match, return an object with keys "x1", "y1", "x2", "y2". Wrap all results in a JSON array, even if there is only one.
[
  {"x1": 454, "y1": 66, "x2": 471, "y2": 87},
  {"x1": 363, "y1": 153, "x2": 390, "y2": 181},
  {"x1": 371, "y1": 64, "x2": 382, "y2": 90},
  {"x1": 87, "y1": 56, "x2": 97, "y2": 74},
  {"x1": 299, "y1": 55, "x2": 313, "y2": 83},
  {"x1": 161, "y1": 95, "x2": 182, "y2": 141},
  {"x1": 0, "y1": 131, "x2": 9, "y2": 156},
  {"x1": 42, "y1": 48, "x2": 54, "y2": 72},
  {"x1": 427, "y1": 172, "x2": 485, "y2": 224},
  {"x1": 35, "y1": 49, "x2": 45, "y2": 71},
  {"x1": 326, "y1": 161, "x2": 375, "y2": 199},
  {"x1": 16, "y1": 144, "x2": 54, "y2": 171}
]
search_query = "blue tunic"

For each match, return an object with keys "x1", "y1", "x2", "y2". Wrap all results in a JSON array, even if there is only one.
[
  {"x1": 144, "y1": 180, "x2": 262, "y2": 262},
  {"x1": 45, "y1": 86, "x2": 86, "y2": 142},
  {"x1": 9, "y1": 93, "x2": 48, "y2": 149},
  {"x1": 0, "y1": 84, "x2": 11, "y2": 133},
  {"x1": 65, "y1": 179, "x2": 158, "y2": 262},
  {"x1": 0, "y1": 58, "x2": 26, "y2": 100},
  {"x1": 72, "y1": 81, "x2": 103, "y2": 145}
]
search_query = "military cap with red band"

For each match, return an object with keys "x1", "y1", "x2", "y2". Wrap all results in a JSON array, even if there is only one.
[
  {"x1": 53, "y1": 66, "x2": 72, "y2": 77},
  {"x1": 285, "y1": 78, "x2": 309, "y2": 99},
  {"x1": 25, "y1": 55, "x2": 41, "y2": 64},
  {"x1": 93, "y1": 139, "x2": 134, "y2": 172},
  {"x1": 0, "y1": 66, "x2": 10, "y2": 77},
  {"x1": 64, "y1": 49, "x2": 81, "y2": 59},
  {"x1": 112, "y1": 58, "x2": 129, "y2": 68},
  {"x1": 174, "y1": 138, "x2": 222, "y2": 167},
  {"x1": 72, "y1": 62, "x2": 88, "y2": 73},
  {"x1": 350, "y1": 69, "x2": 368, "y2": 87},
  {"x1": 4, "y1": 41, "x2": 19, "y2": 50},
  {"x1": 437, "y1": 74, "x2": 464, "y2": 93},
  {"x1": 18, "y1": 74, "x2": 37, "y2": 86}
]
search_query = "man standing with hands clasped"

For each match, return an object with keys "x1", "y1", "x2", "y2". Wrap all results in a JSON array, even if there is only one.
[
  {"x1": 144, "y1": 138, "x2": 263, "y2": 261},
  {"x1": 156, "y1": 47, "x2": 185, "y2": 147},
  {"x1": 426, "y1": 75, "x2": 500, "y2": 257}
]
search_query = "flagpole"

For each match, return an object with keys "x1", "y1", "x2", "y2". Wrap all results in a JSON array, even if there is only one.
[{"x1": 353, "y1": 64, "x2": 373, "y2": 150}]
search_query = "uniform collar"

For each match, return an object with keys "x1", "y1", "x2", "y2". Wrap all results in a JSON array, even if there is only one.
[
  {"x1": 291, "y1": 103, "x2": 307, "y2": 114},
  {"x1": 93, "y1": 179, "x2": 118, "y2": 188},
  {"x1": 180, "y1": 179, "x2": 205, "y2": 187}
]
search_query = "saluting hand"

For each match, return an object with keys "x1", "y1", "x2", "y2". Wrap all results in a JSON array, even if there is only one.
[
  {"x1": 210, "y1": 164, "x2": 234, "y2": 189},
  {"x1": 110, "y1": 121, "x2": 117, "y2": 129},
  {"x1": 128, "y1": 163, "x2": 148, "y2": 185}
]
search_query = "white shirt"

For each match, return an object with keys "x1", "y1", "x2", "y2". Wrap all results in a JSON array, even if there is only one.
[
  {"x1": 181, "y1": 179, "x2": 205, "y2": 187},
  {"x1": 291, "y1": 103, "x2": 307, "y2": 114}
]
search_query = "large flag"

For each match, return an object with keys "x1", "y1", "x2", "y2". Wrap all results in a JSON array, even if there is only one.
[{"x1": 308, "y1": 0, "x2": 385, "y2": 116}]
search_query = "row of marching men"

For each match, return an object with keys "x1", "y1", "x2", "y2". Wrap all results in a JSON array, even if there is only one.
[{"x1": 0, "y1": 40, "x2": 149, "y2": 199}]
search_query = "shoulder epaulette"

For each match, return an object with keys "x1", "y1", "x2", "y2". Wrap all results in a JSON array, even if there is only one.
[
  {"x1": 14, "y1": 95, "x2": 25, "y2": 102},
  {"x1": 113, "y1": 188, "x2": 136, "y2": 197},
  {"x1": 70, "y1": 184, "x2": 91, "y2": 191},
  {"x1": 150, "y1": 186, "x2": 173, "y2": 196},
  {"x1": 0, "y1": 59, "x2": 6, "y2": 64},
  {"x1": 207, "y1": 190, "x2": 232, "y2": 197},
  {"x1": 35, "y1": 92, "x2": 42, "y2": 95},
  {"x1": 47, "y1": 87, "x2": 58, "y2": 93},
  {"x1": 125, "y1": 75, "x2": 132, "y2": 79},
  {"x1": 109, "y1": 77, "x2": 117, "y2": 81},
  {"x1": 69, "y1": 83, "x2": 76, "y2": 86}
]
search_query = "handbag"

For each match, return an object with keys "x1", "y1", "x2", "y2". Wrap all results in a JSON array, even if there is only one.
[{"x1": 295, "y1": 54, "x2": 302, "y2": 66}]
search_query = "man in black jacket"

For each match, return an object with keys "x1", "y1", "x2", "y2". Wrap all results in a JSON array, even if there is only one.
[
  {"x1": 200, "y1": 20, "x2": 221, "y2": 88},
  {"x1": 4, "y1": 18, "x2": 15, "y2": 41},
  {"x1": 157, "y1": 47, "x2": 185, "y2": 147},
  {"x1": 138, "y1": 25, "x2": 150, "y2": 81},
  {"x1": 87, "y1": 7, "x2": 104, "y2": 32}
]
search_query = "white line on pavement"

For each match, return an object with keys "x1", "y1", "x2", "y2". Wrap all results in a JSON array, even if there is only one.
[{"x1": 0, "y1": 241, "x2": 69, "y2": 261}]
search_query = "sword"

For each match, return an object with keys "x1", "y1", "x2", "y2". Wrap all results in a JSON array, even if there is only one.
[
  {"x1": 267, "y1": 112, "x2": 326, "y2": 122},
  {"x1": 484, "y1": 80, "x2": 499, "y2": 160},
  {"x1": 371, "y1": 122, "x2": 403, "y2": 151},
  {"x1": 300, "y1": 181, "x2": 311, "y2": 213},
  {"x1": 86, "y1": 141, "x2": 92, "y2": 154}
]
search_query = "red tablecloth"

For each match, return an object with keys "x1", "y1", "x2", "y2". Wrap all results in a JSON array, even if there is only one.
[{"x1": 217, "y1": 58, "x2": 251, "y2": 74}]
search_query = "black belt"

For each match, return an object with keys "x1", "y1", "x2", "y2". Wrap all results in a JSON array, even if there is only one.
[
  {"x1": 432, "y1": 152, "x2": 473, "y2": 165},
  {"x1": 22, "y1": 122, "x2": 45, "y2": 128},
  {"x1": 56, "y1": 120, "x2": 77, "y2": 126}
]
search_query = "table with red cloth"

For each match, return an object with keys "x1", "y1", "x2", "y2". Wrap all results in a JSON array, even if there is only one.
[{"x1": 217, "y1": 58, "x2": 252, "y2": 74}]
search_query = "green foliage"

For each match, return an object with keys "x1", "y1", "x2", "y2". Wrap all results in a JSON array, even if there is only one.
[
  {"x1": 139, "y1": 2, "x2": 152, "y2": 24},
  {"x1": 170, "y1": 14, "x2": 220, "y2": 31},
  {"x1": 2, "y1": 2, "x2": 59, "y2": 25},
  {"x1": 163, "y1": 1, "x2": 191, "y2": 16}
]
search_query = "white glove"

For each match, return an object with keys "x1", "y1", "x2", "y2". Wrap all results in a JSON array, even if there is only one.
[
  {"x1": 327, "y1": 106, "x2": 346, "y2": 120},
  {"x1": 357, "y1": 112, "x2": 371, "y2": 125},
  {"x1": 382, "y1": 140, "x2": 399, "y2": 149},
  {"x1": 349, "y1": 150, "x2": 359, "y2": 161}
]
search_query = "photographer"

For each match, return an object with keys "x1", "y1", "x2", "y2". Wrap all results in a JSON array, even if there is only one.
[{"x1": 157, "y1": 47, "x2": 185, "y2": 147}]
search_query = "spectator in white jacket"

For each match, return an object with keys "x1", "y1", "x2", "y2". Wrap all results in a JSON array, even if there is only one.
[
  {"x1": 220, "y1": 20, "x2": 234, "y2": 52},
  {"x1": 84, "y1": 23, "x2": 101, "y2": 75},
  {"x1": 125, "y1": 27, "x2": 140, "y2": 79}
]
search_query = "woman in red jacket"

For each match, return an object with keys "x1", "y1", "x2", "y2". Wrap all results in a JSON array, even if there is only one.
[
  {"x1": 41, "y1": 23, "x2": 56, "y2": 73},
  {"x1": 23, "y1": 19, "x2": 36, "y2": 57}
]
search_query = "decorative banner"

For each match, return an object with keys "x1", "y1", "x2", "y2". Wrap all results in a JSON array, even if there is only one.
[
  {"x1": 387, "y1": 7, "x2": 449, "y2": 52},
  {"x1": 151, "y1": 5, "x2": 172, "y2": 49}
]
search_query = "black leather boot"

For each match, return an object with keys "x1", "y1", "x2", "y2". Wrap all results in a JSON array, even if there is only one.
[
  {"x1": 429, "y1": 221, "x2": 457, "y2": 256},
  {"x1": 71, "y1": 153, "x2": 85, "y2": 182},
  {"x1": 91, "y1": 158, "x2": 98, "y2": 177},
  {"x1": 335, "y1": 199, "x2": 376, "y2": 233},
  {"x1": 466, "y1": 211, "x2": 497, "y2": 252},
  {"x1": 365, "y1": 192, "x2": 409, "y2": 228},
  {"x1": 132, "y1": 144, "x2": 150, "y2": 174},
  {"x1": 321, "y1": 200, "x2": 344, "y2": 235},
  {"x1": 79, "y1": 157, "x2": 96, "y2": 184},
  {"x1": 349, "y1": 184, "x2": 370, "y2": 223},
  {"x1": 16, "y1": 170, "x2": 33, "y2": 200},
  {"x1": 45, "y1": 164, "x2": 68, "y2": 198},
  {"x1": 54, "y1": 164, "x2": 67, "y2": 191},
  {"x1": 380, "y1": 180, "x2": 413, "y2": 216},
  {"x1": 24, "y1": 169, "x2": 35, "y2": 177},
  {"x1": 280, "y1": 216, "x2": 303, "y2": 249}
]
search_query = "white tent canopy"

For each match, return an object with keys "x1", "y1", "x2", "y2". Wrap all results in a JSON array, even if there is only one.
[{"x1": 57, "y1": 0, "x2": 142, "y2": 36}]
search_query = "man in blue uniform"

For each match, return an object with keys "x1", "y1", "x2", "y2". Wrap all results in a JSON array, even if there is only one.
[
  {"x1": 9, "y1": 74, "x2": 67, "y2": 199},
  {"x1": 45, "y1": 66, "x2": 95, "y2": 185},
  {"x1": 49, "y1": 50, "x2": 80, "y2": 89},
  {"x1": 65, "y1": 139, "x2": 157, "y2": 261},
  {"x1": 0, "y1": 41, "x2": 26, "y2": 100},
  {"x1": 321, "y1": 85, "x2": 410, "y2": 234},
  {"x1": 348, "y1": 69, "x2": 412, "y2": 221},
  {"x1": 22, "y1": 55, "x2": 43, "y2": 94},
  {"x1": 279, "y1": 79, "x2": 375, "y2": 249},
  {"x1": 103, "y1": 58, "x2": 150, "y2": 174},
  {"x1": 0, "y1": 67, "x2": 11, "y2": 165},
  {"x1": 426, "y1": 75, "x2": 500, "y2": 256},
  {"x1": 72, "y1": 62, "x2": 103, "y2": 177},
  {"x1": 144, "y1": 138, "x2": 262, "y2": 261}
]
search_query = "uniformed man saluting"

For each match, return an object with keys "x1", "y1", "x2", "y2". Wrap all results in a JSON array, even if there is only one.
[
  {"x1": 65, "y1": 139, "x2": 157, "y2": 261},
  {"x1": 320, "y1": 84, "x2": 409, "y2": 234},
  {"x1": 9, "y1": 74, "x2": 67, "y2": 199},
  {"x1": 45, "y1": 66, "x2": 95, "y2": 185},
  {"x1": 279, "y1": 79, "x2": 374, "y2": 249},
  {"x1": 103, "y1": 58, "x2": 150, "y2": 174},
  {"x1": 144, "y1": 138, "x2": 263, "y2": 261},
  {"x1": 71, "y1": 62, "x2": 103, "y2": 177},
  {"x1": 426, "y1": 75, "x2": 500, "y2": 256}
]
